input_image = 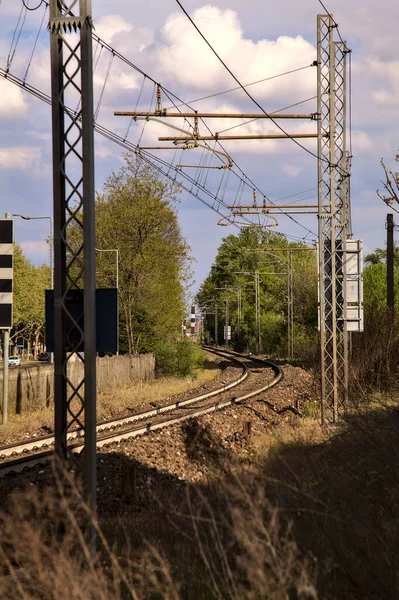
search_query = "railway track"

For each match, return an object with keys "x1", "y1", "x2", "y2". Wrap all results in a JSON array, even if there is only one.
[{"x1": 0, "y1": 348, "x2": 282, "y2": 478}]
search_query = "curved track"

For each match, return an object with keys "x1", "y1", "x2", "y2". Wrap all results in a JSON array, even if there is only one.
[{"x1": 0, "y1": 348, "x2": 282, "y2": 477}]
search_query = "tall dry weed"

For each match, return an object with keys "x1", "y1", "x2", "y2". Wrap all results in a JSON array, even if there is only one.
[
  {"x1": 184, "y1": 476, "x2": 318, "y2": 600},
  {"x1": 0, "y1": 464, "x2": 179, "y2": 600},
  {"x1": 0, "y1": 461, "x2": 318, "y2": 600}
]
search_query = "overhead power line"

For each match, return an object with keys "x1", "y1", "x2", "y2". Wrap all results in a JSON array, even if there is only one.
[
  {"x1": 166, "y1": 64, "x2": 313, "y2": 110},
  {"x1": 174, "y1": 0, "x2": 321, "y2": 163},
  {"x1": 317, "y1": 0, "x2": 345, "y2": 44},
  {"x1": 2, "y1": 0, "x2": 318, "y2": 240}
]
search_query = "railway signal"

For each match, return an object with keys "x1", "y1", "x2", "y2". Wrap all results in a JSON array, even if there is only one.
[{"x1": 0, "y1": 214, "x2": 13, "y2": 425}]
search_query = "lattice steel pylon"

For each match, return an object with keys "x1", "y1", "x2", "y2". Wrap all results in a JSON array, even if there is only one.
[
  {"x1": 317, "y1": 15, "x2": 351, "y2": 424},
  {"x1": 50, "y1": 0, "x2": 97, "y2": 523}
]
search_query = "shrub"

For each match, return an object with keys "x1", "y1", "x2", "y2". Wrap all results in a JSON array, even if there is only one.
[{"x1": 154, "y1": 340, "x2": 205, "y2": 378}]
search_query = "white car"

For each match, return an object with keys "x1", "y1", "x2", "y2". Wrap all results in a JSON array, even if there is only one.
[{"x1": 8, "y1": 355, "x2": 21, "y2": 367}]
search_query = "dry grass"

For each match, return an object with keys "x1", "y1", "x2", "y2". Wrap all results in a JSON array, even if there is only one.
[
  {"x1": 2, "y1": 357, "x2": 397, "y2": 598},
  {"x1": 0, "y1": 465, "x2": 181, "y2": 600},
  {"x1": 97, "y1": 364, "x2": 219, "y2": 420},
  {"x1": 247, "y1": 417, "x2": 326, "y2": 463},
  {"x1": 0, "y1": 463, "x2": 317, "y2": 600},
  {"x1": 1, "y1": 396, "x2": 397, "y2": 599},
  {"x1": 0, "y1": 359, "x2": 220, "y2": 445},
  {"x1": 245, "y1": 401, "x2": 399, "y2": 599}
]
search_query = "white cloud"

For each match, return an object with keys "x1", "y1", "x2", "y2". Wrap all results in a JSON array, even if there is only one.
[
  {"x1": 0, "y1": 147, "x2": 41, "y2": 171},
  {"x1": 0, "y1": 79, "x2": 29, "y2": 117},
  {"x1": 281, "y1": 164, "x2": 302, "y2": 178},
  {"x1": 351, "y1": 131, "x2": 373, "y2": 152},
  {"x1": 95, "y1": 14, "x2": 133, "y2": 43},
  {"x1": 1, "y1": 0, "x2": 399, "y2": 289},
  {"x1": 147, "y1": 5, "x2": 316, "y2": 97}
]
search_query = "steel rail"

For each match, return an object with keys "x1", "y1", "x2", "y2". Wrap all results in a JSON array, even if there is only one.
[
  {"x1": 0, "y1": 349, "x2": 282, "y2": 477},
  {"x1": 0, "y1": 347, "x2": 247, "y2": 459}
]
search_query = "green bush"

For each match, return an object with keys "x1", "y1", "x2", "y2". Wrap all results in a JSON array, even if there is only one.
[{"x1": 154, "y1": 340, "x2": 205, "y2": 378}]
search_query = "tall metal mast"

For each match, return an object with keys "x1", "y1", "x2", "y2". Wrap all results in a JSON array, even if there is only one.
[
  {"x1": 49, "y1": 0, "x2": 97, "y2": 526},
  {"x1": 317, "y1": 15, "x2": 350, "y2": 423}
]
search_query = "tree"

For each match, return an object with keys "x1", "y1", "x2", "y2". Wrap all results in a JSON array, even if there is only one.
[
  {"x1": 377, "y1": 150, "x2": 399, "y2": 212},
  {"x1": 95, "y1": 154, "x2": 191, "y2": 354},
  {"x1": 12, "y1": 245, "x2": 50, "y2": 356},
  {"x1": 196, "y1": 227, "x2": 317, "y2": 356},
  {"x1": 364, "y1": 243, "x2": 399, "y2": 266}
]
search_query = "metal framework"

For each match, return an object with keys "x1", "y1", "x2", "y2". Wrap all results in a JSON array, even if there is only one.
[
  {"x1": 255, "y1": 271, "x2": 261, "y2": 354},
  {"x1": 50, "y1": 0, "x2": 97, "y2": 524},
  {"x1": 287, "y1": 251, "x2": 294, "y2": 359},
  {"x1": 317, "y1": 15, "x2": 351, "y2": 423}
]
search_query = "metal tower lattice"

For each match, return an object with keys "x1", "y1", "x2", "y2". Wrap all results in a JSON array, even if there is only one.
[
  {"x1": 317, "y1": 15, "x2": 351, "y2": 424},
  {"x1": 50, "y1": 0, "x2": 97, "y2": 516}
]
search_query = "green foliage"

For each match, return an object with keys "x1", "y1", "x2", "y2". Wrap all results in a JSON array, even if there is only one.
[
  {"x1": 260, "y1": 311, "x2": 285, "y2": 355},
  {"x1": 363, "y1": 262, "x2": 399, "y2": 311},
  {"x1": 196, "y1": 227, "x2": 317, "y2": 358},
  {"x1": 12, "y1": 245, "x2": 50, "y2": 353},
  {"x1": 95, "y1": 153, "x2": 191, "y2": 354},
  {"x1": 364, "y1": 242, "x2": 399, "y2": 266},
  {"x1": 154, "y1": 340, "x2": 205, "y2": 378}
]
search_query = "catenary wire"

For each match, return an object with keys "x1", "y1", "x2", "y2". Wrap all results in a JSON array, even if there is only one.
[
  {"x1": 165, "y1": 64, "x2": 314, "y2": 110},
  {"x1": 6, "y1": 3, "x2": 27, "y2": 71},
  {"x1": 317, "y1": 0, "x2": 345, "y2": 44},
  {"x1": 0, "y1": 66, "x2": 253, "y2": 229},
  {"x1": 22, "y1": 0, "x2": 43, "y2": 10},
  {"x1": 4, "y1": 2, "x2": 317, "y2": 239},
  {"x1": 218, "y1": 96, "x2": 317, "y2": 135},
  {"x1": 23, "y1": 2, "x2": 48, "y2": 82},
  {"x1": 174, "y1": 0, "x2": 323, "y2": 164},
  {"x1": 161, "y1": 86, "x2": 317, "y2": 238},
  {"x1": 34, "y1": 0, "x2": 322, "y2": 215}
]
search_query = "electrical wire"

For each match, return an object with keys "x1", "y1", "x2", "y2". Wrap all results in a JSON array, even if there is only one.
[
  {"x1": 317, "y1": 0, "x2": 345, "y2": 44},
  {"x1": 2, "y1": 2, "x2": 318, "y2": 239},
  {"x1": 124, "y1": 75, "x2": 147, "y2": 141},
  {"x1": 23, "y1": 2, "x2": 48, "y2": 82},
  {"x1": 94, "y1": 50, "x2": 114, "y2": 120},
  {"x1": 22, "y1": 0, "x2": 43, "y2": 10},
  {"x1": 6, "y1": 3, "x2": 27, "y2": 72},
  {"x1": 160, "y1": 85, "x2": 317, "y2": 238},
  {"x1": 33, "y1": 0, "x2": 322, "y2": 226},
  {"x1": 218, "y1": 96, "x2": 317, "y2": 135},
  {"x1": 174, "y1": 0, "x2": 321, "y2": 163},
  {"x1": 165, "y1": 64, "x2": 314, "y2": 110}
]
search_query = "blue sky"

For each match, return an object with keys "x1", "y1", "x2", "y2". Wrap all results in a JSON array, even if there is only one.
[{"x1": 0, "y1": 0, "x2": 398, "y2": 298}]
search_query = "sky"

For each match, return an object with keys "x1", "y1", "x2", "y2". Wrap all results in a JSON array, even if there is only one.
[{"x1": 0, "y1": 0, "x2": 398, "y2": 299}]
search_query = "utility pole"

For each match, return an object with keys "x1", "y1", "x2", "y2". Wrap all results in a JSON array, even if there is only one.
[
  {"x1": 255, "y1": 270, "x2": 261, "y2": 354},
  {"x1": 387, "y1": 214, "x2": 395, "y2": 313},
  {"x1": 317, "y1": 14, "x2": 351, "y2": 424},
  {"x1": 287, "y1": 251, "x2": 294, "y2": 359},
  {"x1": 225, "y1": 300, "x2": 229, "y2": 346},
  {"x1": 50, "y1": 0, "x2": 97, "y2": 546},
  {"x1": 237, "y1": 286, "x2": 242, "y2": 349},
  {"x1": 214, "y1": 302, "x2": 218, "y2": 346}
]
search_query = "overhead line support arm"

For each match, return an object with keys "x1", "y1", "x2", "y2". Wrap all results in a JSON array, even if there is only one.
[{"x1": 114, "y1": 111, "x2": 318, "y2": 120}]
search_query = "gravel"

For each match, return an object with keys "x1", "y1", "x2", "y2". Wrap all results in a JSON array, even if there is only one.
[{"x1": 0, "y1": 358, "x2": 317, "y2": 519}]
